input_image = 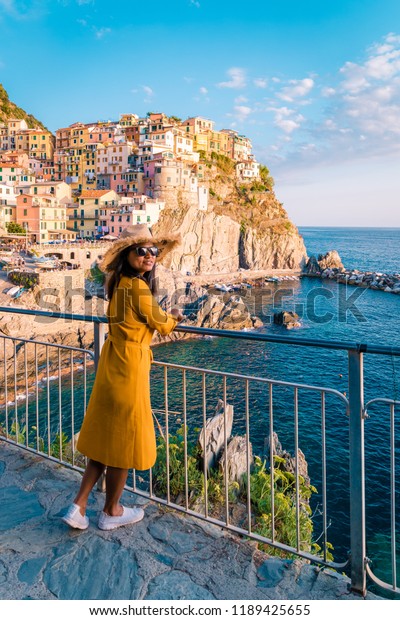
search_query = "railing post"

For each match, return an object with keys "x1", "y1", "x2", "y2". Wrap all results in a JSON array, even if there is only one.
[
  {"x1": 348, "y1": 349, "x2": 366, "y2": 596},
  {"x1": 94, "y1": 321, "x2": 106, "y2": 371},
  {"x1": 94, "y1": 321, "x2": 106, "y2": 492}
]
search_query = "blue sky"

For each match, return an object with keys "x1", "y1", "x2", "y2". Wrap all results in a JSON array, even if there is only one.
[{"x1": 1, "y1": 0, "x2": 400, "y2": 227}]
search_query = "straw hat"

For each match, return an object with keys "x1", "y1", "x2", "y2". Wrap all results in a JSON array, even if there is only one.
[{"x1": 99, "y1": 224, "x2": 181, "y2": 272}]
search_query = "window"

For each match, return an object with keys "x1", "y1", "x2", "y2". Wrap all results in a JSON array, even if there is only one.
[
  {"x1": 23, "y1": 209, "x2": 27, "y2": 216},
  {"x1": 80, "y1": 199, "x2": 84, "y2": 205}
]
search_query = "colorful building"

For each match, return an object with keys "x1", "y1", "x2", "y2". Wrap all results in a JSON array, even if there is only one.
[
  {"x1": 16, "y1": 193, "x2": 69, "y2": 243},
  {"x1": 68, "y1": 189, "x2": 119, "y2": 238}
]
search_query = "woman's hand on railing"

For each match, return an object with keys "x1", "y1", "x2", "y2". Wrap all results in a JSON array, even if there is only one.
[{"x1": 170, "y1": 308, "x2": 185, "y2": 322}]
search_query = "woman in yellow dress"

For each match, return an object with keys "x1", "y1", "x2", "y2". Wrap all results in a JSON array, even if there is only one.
[{"x1": 62, "y1": 224, "x2": 183, "y2": 531}]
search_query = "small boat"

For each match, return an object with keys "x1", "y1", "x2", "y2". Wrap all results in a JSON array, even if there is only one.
[
  {"x1": 214, "y1": 283, "x2": 233, "y2": 292},
  {"x1": 6, "y1": 286, "x2": 21, "y2": 297},
  {"x1": 13, "y1": 287, "x2": 26, "y2": 299}
]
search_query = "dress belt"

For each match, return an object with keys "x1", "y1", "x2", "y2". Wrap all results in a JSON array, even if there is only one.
[{"x1": 107, "y1": 335, "x2": 153, "y2": 360}]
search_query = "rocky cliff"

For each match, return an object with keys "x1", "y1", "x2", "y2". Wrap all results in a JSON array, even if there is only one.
[
  {"x1": 153, "y1": 158, "x2": 307, "y2": 274},
  {"x1": 0, "y1": 83, "x2": 47, "y2": 129}
]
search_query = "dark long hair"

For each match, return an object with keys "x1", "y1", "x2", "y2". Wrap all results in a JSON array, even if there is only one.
[{"x1": 106, "y1": 245, "x2": 158, "y2": 300}]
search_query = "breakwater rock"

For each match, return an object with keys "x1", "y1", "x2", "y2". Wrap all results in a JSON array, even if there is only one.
[
  {"x1": 304, "y1": 252, "x2": 400, "y2": 294},
  {"x1": 320, "y1": 268, "x2": 400, "y2": 293},
  {"x1": 305, "y1": 251, "x2": 344, "y2": 275}
]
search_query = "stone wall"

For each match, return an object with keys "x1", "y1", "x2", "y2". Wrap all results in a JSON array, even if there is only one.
[
  {"x1": 32, "y1": 245, "x2": 110, "y2": 270},
  {"x1": 35, "y1": 269, "x2": 86, "y2": 314}
]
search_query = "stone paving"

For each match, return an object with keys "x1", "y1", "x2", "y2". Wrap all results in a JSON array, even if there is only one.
[{"x1": 0, "y1": 441, "x2": 381, "y2": 601}]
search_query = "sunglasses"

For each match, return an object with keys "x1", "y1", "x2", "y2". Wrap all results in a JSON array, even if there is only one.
[{"x1": 133, "y1": 246, "x2": 159, "y2": 258}]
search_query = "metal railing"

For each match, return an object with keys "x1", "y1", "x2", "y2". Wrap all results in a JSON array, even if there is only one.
[{"x1": 0, "y1": 306, "x2": 399, "y2": 598}]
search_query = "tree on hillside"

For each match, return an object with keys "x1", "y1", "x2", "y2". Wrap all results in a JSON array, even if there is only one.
[{"x1": 260, "y1": 164, "x2": 274, "y2": 189}]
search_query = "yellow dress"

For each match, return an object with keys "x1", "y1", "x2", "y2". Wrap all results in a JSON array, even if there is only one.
[{"x1": 77, "y1": 276, "x2": 178, "y2": 470}]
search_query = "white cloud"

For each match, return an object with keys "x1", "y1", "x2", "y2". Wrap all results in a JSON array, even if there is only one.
[
  {"x1": 262, "y1": 33, "x2": 400, "y2": 181},
  {"x1": 335, "y1": 34, "x2": 400, "y2": 138},
  {"x1": 217, "y1": 67, "x2": 246, "y2": 89},
  {"x1": 189, "y1": 0, "x2": 200, "y2": 7},
  {"x1": 0, "y1": 0, "x2": 45, "y2": 20},
  {"x1": 254, "y1": 77, "x2": 268, "y2": 88},
  {"x1": 277, "y1": 78, "x2": 314, "y2": 102},
  {"x1": 321, "y1": 87, "x2": 336, "y2": 97},
  {"x1": 199, "y1": 86, "x2": 208, "y2": 94},
  {"x1": 94, "y1": 27, "x2": 111, "y2": 39},
  {"x1": 339, "y1": 61, "x2": 371, "y2": 93},
  {"x1": 268, "y1": 106, "x2": 305, "y2": 134},
  {"x1": 142, "y1": 85, "x2": 154, "y2": 98},
  {"x1": 233, "y1": 105, "x2": 252, "y2": 121},
  {"x1": 234, "y1": 95, "x2": 248, "y2": 104}
]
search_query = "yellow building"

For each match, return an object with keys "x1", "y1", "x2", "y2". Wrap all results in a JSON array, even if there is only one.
[
  {"x1": 15, "y1": 129, "x2": 55, "y2": 160},
  {"x1": 119, "y1": 113, "x2": 139, "y2": 127},
  {"x1": 181, "y1": 117, "x2": 215, "y2": 135},
  {"x1": 68, "y1": 189, "x2": 119, "y2": 238},
  {"x1": 192, "y1": 132, "x2": 208, "y2": 154}
]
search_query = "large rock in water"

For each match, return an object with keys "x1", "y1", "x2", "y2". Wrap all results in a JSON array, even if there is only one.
[
  {"x1": 219, "y1": 435, "x2": 253, "y2": 487},
  {"x1": 317, "y1": 250, "x2": 344, "y2": 271},
  {"x1": 153, "y1": 196, "x2": 307, "y2": 274},
  {"x1": 273, "y1": 310, "x2": 301, "y2": 329},
  {"x1": 264, "y1": 431, "x2": 310, "y2": 486},
  {"x1": 198, "y1": 399, "x2": 234, "y2": 471}
]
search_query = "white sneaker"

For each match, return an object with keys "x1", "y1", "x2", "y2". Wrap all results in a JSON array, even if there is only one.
[
  {"x1": 98, "y1": 506, "x2": 144, "y2": 531},
  {"x1": 62, "y1": 503, "x2": 89, "y2": 530}
]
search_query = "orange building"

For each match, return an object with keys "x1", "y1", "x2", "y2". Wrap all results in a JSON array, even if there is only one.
[{"x1": 16, "y1": 193, "x2": 70, "y2": 242}]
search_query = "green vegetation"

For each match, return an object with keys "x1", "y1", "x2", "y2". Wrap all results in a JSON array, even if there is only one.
[
  {"x1": 88, "y1": 263, "x2": 105, "y2": 285},
  {"x1": 250, "y1": 181, "x2": 268, "y2": 193},
  {"x1": 1, "y1": 420, "x2": 74, "y2": 462},
  {"x1": 6, "y1": 222, "x2": 26, "y2": 234},
  {"x1": 210, "y1": 151, "x2": 236, "y2": 174},
  {"x1": 8, "y1": 271, "x2": 38, "y2": 288},
  {"x1": 259, "y1": 164, "x2": 275, "y2": 189},
  {"x1": 152, "y1": 425, "x2": 331, "y2": 561}
]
